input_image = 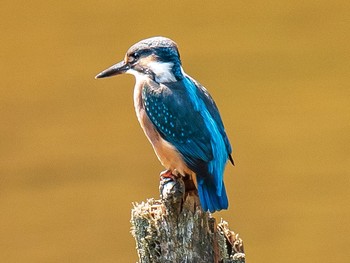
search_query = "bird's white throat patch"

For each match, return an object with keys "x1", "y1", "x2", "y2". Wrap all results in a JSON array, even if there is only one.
[{"x1": 147, "y1": 61, "x2": 176, "y2": 83}]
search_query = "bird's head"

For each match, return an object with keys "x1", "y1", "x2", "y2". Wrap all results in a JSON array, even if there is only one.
[{"x1": 95, "y1": 36, "x2": 184, "y2": 83}]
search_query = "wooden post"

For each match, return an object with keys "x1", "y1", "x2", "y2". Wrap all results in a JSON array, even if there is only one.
[{"x1": 131, "y1": 175, "x2": 245, "y2": 263}]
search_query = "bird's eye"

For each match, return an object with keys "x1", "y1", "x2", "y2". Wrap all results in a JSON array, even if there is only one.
[{"x1": 129, "y1": 52, "x2": 140, "y2": 62}]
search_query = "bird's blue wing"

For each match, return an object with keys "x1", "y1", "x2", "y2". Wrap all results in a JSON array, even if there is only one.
[
  {"x1": 142, "y1": 78, "x2": 231, "y2": 212},
  {"x1": 186, "y1": 75, "x2": 233, "y2": 164},
  {"x1": 142, "y1": 80, "x2": 213, "y2": 172}
]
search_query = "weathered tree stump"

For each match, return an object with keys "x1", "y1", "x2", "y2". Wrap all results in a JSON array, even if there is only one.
[{"x1": 131, "y1": 175, "x2": 245, "y2": 263}]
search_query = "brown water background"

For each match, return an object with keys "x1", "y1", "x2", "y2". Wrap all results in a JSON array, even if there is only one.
[{"x1": 1, "y1": 1, "x2": 349, "y2": 262}]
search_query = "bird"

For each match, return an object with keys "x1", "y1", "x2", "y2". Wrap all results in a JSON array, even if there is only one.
[{"x1": 95, "y1": 36, "x2": 234, "y2": 212}]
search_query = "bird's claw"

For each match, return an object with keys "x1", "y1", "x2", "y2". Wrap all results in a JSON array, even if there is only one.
[{"x1": 160, "y1": 169, "x2": 175, "y2": 180}]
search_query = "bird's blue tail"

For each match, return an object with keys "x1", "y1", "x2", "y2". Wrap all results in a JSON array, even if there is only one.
[{"x1": 197, "y1": 178, "x2": 228, "y2": 212}]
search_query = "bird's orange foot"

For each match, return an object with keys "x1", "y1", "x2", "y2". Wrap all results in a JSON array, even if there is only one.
[{"x1": 160, "y1": 169, "x2": 175, "y2": 180}]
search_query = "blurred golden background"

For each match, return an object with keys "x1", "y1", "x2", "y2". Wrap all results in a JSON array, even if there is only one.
[{"x1": 1, "y1": 1, "x2": 349, "y2": 262}]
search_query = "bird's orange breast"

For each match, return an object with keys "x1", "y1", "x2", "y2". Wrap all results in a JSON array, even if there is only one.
[{"x1": 133, "y1": 82, "x2": 194, "y2": 177}]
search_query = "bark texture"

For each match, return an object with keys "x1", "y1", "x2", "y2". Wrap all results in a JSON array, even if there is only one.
[{"x1": 131, "y1": 176, "x2": 245, "y2": 263}]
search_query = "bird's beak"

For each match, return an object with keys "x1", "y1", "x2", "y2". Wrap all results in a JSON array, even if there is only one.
[{"x1": 95, "y1": 60, "x2": 129, "y2": 79}]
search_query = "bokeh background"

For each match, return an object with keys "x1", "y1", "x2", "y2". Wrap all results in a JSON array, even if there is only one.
[{"x1": 1, "y1": 1, "x2": 349, "y2": 262}]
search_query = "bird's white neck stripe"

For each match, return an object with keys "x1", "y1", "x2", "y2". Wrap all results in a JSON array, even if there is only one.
[{"x1": 147, "y1": 61, "x2": 176, "y2": 83}]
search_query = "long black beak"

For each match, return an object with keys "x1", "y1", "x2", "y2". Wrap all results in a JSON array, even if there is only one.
[{"x1": 95, "y1": 61, "x2": 129, "y2": 79}]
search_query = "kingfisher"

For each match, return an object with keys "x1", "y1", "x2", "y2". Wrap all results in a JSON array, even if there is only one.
[{"x1": 95, "y1": 36, "x2": 234, "y2": 212}]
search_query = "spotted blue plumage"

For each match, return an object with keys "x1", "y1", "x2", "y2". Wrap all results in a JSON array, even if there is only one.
[{"x1": 142, "y1": 76, "x2": 232, "y2": 212}]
